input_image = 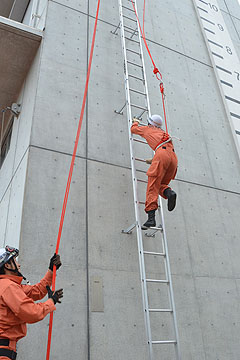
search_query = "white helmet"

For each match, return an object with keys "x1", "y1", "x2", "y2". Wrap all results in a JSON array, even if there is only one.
[{"x1": 148, "y1": 114, "x2": 163, "y2": 128}]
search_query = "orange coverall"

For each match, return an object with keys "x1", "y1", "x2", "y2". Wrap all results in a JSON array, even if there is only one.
[
  {"x1": 131, "y1": 122, "x2": 178, "y2": 212},
  {"x1": 0, "y1": 271, "x2": 56, "y2": 359}
]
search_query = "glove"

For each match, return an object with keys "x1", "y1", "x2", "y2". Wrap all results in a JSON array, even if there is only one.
[
  {"x1": 145, "y1": 158, "x2": 153, "y2": 164},
  {"x1": 132, "y1": 117, "x2": 140, "y2": 124},
  {"x1": 49, "y1": 253, "x2": 62, "y2": 271},
  {"x1": 46, "y1": 285, "x2": 63, "y2": 304}
]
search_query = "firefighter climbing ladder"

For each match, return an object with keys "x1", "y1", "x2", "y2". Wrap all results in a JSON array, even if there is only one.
[
  {"x1": 112, "y1": 0, "x2": 181, "y2": 359},
  {"x1": 193, "y1": 0, "x2": 240, "y2": 159}
]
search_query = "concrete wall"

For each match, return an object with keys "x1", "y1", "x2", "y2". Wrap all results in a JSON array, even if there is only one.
[{"x1": 1, "y1": 0, "x2": 240, "y2": 359}]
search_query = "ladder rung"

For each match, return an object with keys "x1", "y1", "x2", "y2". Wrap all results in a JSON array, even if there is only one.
[
  {"x1": 128, "y1": 73, "x2": 145, "y2": 82},
  {"x1": 126, "y1": 48, "x2": 141, "y2": 56},
  {"x1": 129, "y1": 88, "x2": 146, "y2": 96},
  {"x1": 146, "y1": 279, "x2": 169, "y2": 283},
  {"x1": 124, "y1": 25, "x2": 137, "y2": 32},
  {"x1": 135, "y1": 157, "x2": 146, "y2": 162},
  {"x1": 136, "y1": 178, "x2": 148, "y2": 184},
  {"x1": 127, "y1": 60, "x2": 143, "y2": 68},
  {"x1": 122, "y1": 14, "x2": 137, "y2": 22},
  {"x1": 143, "y1": 226, "x2": 162, "y2": 231},
  {"x1": 138, "y1": 201, "x2": 145, "y2": 205},
  {"x1": 125, "y1": 37, "x2": 140, "y2": 44},
  {"x1": 133, "y1": 138, "x2": 148, "y2": 144},
  {"x1": 122, "y1": 5, "x2": 135, "y2": 12},
  {"x1": 124, "y1": 28, "x2": 137, "y2": 35},
  {"x1": 149, "y1": 309, "x2": 173, "y2": 312},
  {"x1": 143, "y1": 251, "x2": 165, "y2": 256},
  {"x1": 152, "y1": 340, "x2": 177, "y2": 345},
  {"x1": 131, "y1": 104, "x2": 148, "y2": 111}
]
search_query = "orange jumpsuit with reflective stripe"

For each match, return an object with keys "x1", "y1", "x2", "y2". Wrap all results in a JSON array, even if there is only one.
[
  {"x1": 0, "y1": 271, "x2": 56, "y2": 358},
  {"x1": 131, "y1": 122, "x2": 178, "y2": 212}
]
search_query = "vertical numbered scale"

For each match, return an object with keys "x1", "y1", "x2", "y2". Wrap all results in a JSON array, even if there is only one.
[{"x1": 193, "y1": 0, "x2": 240, "y2": 158}]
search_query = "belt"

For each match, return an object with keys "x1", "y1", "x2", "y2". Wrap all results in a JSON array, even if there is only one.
[
  {"x1": 0, "y1": 348, "x2": 17, "y2": 359},
  {"x1": 162, "y1": 146, "x2": 175, "y2": 152},
  {"x1": 0, "y1": 339, "x2": 9, "y2": 346},
  {"x1": 154, "y1": 137, "x2": 172, "y2": 152}
]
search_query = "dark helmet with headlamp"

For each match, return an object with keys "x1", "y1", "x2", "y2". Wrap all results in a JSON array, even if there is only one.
[
  {"x1": 0, "y1": 246, "x2": 19, "y2": 268},
  {"x1": 0, "y1": 245, "x2": 26, "y2": 279}
]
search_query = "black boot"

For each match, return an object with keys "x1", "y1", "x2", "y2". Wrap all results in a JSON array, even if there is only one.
[
  {"x1": 141, "y1": 210, "x2": 156, "y2": 229},
  {"x1": 164, "y1": 188, "x2": 177, "y2": 211}
]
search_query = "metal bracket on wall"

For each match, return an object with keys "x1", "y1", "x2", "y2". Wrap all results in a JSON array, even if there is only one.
[
  {"x1": 8, "y1": 103, "x2": 21, "y2": 117},
  {"x1": 114, "y1": 102, "x2": 126, "y2": 115},
  {"x1": 122, "y1": 221, "x2": 137, "y2": 234},
  {"x1": 111, "y1": 22, "x2": 121, "y2": 35}
]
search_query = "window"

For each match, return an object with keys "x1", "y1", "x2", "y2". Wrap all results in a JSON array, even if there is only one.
[{"x1": 0, "y1": 116, "x2": 14, "y2": 169}]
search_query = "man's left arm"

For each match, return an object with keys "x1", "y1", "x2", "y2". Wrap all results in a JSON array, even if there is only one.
[{"x1": 22, "y1": 254, "x2": 62, "y2": 301}]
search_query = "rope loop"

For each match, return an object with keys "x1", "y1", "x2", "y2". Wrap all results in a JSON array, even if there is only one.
[
  {"x1": 153, "y1": 67, "x2": 162, "y2": 81},
  {"x1": 160, "y1": 82, "x2": 164, "y2": 95}
]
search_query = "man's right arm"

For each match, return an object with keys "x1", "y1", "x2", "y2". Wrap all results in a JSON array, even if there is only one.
[{"x1": 131, "y1": 121, "x2": 147, "y2": 137}]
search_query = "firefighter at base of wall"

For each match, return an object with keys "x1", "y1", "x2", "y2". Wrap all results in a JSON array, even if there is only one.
[
  {"x1": 0, "y1": 245, "x2": 63, "y2": 359},
  {"x1": 131, "y1": 114, "x2": 178, "y2": 229}
]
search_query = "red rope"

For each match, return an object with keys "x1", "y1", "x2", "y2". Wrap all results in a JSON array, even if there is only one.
[
  {"x1": 45, "y1": 0, "x2": 101, "y2": 358},
  {"x1": 130, "y1": 0, "x2": 168, "y2": 134}
]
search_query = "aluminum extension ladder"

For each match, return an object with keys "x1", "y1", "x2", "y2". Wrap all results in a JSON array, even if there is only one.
[{"x1": 112, "y1": 0, "x2": 181, "y2": 359}]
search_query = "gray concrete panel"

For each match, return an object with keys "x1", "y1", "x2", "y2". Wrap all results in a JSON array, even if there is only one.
[
  {"x1": 142, "y1": 3, "x2": 186, "y2": 58},
  {"x1": 20, "y1": 146, "x2": 87, "y2": 269},
  {"x1": 174, "y1": 0, "x2": 200, "y2": 18},
  {"x1": 87, "y1": 21, "x2": 130, "y2": 167},
  {"x1": 222, "y1": 12, "x2": 240, "y2": 58},
  {"x1": 195, "y1": 276, "x2": 240, "y2": 360},
  {"x1": 232, "y1": 16, "x2": 240, "y2": 38},
  {"x1": 89, "y1": 269, "x2": 148, "y2": 360},
  {"x1": 17, "y1": 269, "x2": 87, "y2": 360},
  {"x1": 171, "y1": 275, "x2": 207, "y2": 360},
  {"x1": 136, "y1": 0, "x2": 211, "y2": 65},
  {"x1": 88, "y1": 160, "x2": 138, "y2": 272},
  {"x1": 50, "y1": 0, "x2": 87, "y2": 14},
  {"x1": 89, "y1": 0, "x2": 119, "y2": 24},
  {"x1": 222, "y1": 12, "x2": 240, "y2": 43},
  {"x1": 223, "y1": 0, "x2": 240, "y2": 19},
  {"x1": 164, "y1": 180, "x2": 240, "y2": 279},
  {"x1": 18, "y1": 146, "x2": 87, "y2": 359},
  {"x1": 232, "y1": 17, "x2": 240, "y2": 58},
  {"x1": 31, "y1": 1, "x2": 87, "y2": 157},
  {"x1": 218, "y1": 0, "x2": 228, "y2": 12}
]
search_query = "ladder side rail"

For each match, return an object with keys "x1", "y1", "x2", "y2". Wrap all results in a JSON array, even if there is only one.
[
  {"x1": 119, "y1": 2, "x2": 181, "y2": 359},
  {"x1": 118, "y1": 0, "x2": 154, "y2": 357},
  {"x1": 133, "y1": 0, "x2": 152, "y2": 121},
  {"x1": 159, "y1": 200, "x2": 181, "y2": 360}
]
